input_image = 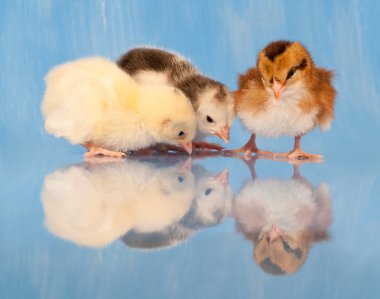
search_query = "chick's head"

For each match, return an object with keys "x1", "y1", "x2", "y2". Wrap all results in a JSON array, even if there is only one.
[
  {"x1": 192, "y1": 169, "x2": 232, "y2": 225},
  {"x1": 196, "y1": 85, "x2": 234, "y2": 143},
  {"x1": 254, "y1": 227, "x2": 308, "y2": 275},
  {"x1": 130, "y1": 160, "x2": 195, "y2": 233},
  {"x1": 138, "y1": 85, "x2": 196, "y2": 153},
  {"x1": 257, "y1": 40, "x2": 313, "y2": 100}
]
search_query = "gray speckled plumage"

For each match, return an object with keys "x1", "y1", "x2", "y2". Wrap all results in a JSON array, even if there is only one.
[{"x1": 117, "y1": 47, "x2": 229, "y2": 109}]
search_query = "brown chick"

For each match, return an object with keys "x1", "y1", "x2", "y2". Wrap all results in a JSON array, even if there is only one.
[{"x1": 234, "y1": 40, "x2": 336, "y2": 160}]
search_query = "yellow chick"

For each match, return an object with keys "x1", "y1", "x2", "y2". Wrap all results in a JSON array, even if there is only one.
[{"x1": 42, "y1": 57, "x2": 196, "y2": 157}]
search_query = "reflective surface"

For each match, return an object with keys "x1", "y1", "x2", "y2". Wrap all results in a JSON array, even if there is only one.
[{"x1": 1, "y1": 1, "x2": 380, "y2": 298}]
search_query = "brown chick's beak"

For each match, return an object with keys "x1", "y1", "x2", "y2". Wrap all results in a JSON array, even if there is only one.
[
  {"x1": 269, "y1": 224, "x2": 283, "y2": 242},
  {"x1": 213, "y1": 169, "x2": 229, "y2": 187},
  {"x1": 272, "y1": 79, "x2": 285, "y2": 100},
  {"x1": 179, "y1": 141, "x2": 193, "y2": 155},
  {"x1": 215, "y1": 125, "x2": 230, "y2": 143}
]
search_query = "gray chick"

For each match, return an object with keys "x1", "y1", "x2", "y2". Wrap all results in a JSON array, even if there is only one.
[{"x1": 117, "y1": 47, "x2": 235, "y2": 149}]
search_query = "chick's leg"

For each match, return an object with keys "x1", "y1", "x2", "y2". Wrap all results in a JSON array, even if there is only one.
[
  {"x1": 284, "y1": 135, "x2": 323, "y2": 161},
  {"x1": 226, "y1": 134, "x2": 273, "y2": 160},
  {"x1": 83, "y1": 143, "x2": 126, "y2": 158}
]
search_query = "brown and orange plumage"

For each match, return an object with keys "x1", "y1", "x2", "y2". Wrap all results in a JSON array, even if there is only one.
[{"x1": 234, "y1": 40, "x2": 336, "y2": 160}]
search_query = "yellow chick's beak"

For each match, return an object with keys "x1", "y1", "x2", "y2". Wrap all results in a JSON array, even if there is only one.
[
  {"x1": 179, "y1": 141, "x2": 193, "y2": 155},
  {"x1": 269, "y1": 224, "x2": 283, "y2": 243},
  {"x1": 272, "y1": 79, "x2": 285, "y2": 100},
  {"x1": 212, "y1": 169, "x2": 229, "y2": 187},
  {"x1": 215, "y1": 124, "x2": 230, "y2": 143}
]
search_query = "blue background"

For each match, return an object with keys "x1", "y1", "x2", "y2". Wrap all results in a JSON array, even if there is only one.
[{"x1": 1, "y1": 1, "x2": 379, "y2": 298}]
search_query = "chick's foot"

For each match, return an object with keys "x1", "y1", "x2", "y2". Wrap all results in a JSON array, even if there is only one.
[
  {"x1": 288, "y1": 149, "x2": 323, "y2": 161},
  {"x1": 84, "y1": 144, "x2": 126, "y2": 158},
  {"x1": 193, "y1": 141, "x2": 224, "y2": 151},
  {"x1": 272, "y1": 150, "x2": 323, "y2": 161},
  {"x1": 84, "y1": 156, "x2": 126, "y2": 164},
  {"x1": 224, "y1": 134, "x2": 273, "y2": 160},
  {"x1": 272, "y1": 135, "x2": 323, "y2": 162}
]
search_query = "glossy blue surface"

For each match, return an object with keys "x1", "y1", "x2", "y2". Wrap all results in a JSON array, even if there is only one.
[{"x1": 1, "y1": 1, "x2": 380, "y2": 298}]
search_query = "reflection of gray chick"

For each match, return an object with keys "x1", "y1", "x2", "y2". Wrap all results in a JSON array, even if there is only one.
[
  {"x1": 120, "y1": 163, "x2": 233, "y2": 251},
  {"x1": 117, "y1": 48, "x2": 235, "y2": 147},
  {"x1": 41, "y1": 158, "x2": 195, "y2": 248},
  {"x1": 121, "y1": 223, "x2": 193, "y2": 250},
  {"x1": 179, "y1": 164, "x2": 232, "y2": 230},
  {"x1": 233, "y1": 161, "x2": 332, "y2": 275}
]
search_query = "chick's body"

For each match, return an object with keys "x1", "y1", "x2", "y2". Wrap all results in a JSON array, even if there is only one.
[
  {"x1": 233, "y1": 162, "x2": 332, "y2": 275},
  {"x1": 234, "y1": 41, "x2": 336, "y2": 160},
  {"x1": 117, "y1": 48, "x2": 235, "y2": 148},
  {"x1": 42, "y1": 57, "x2": 196, "y2": 157}
]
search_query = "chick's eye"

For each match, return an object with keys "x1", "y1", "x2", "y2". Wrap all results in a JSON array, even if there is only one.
[
  {"x1": 178, "y1": 130, "x2": 185, "y2": 137},
  {"x1": 287, "y1": 68, "x2": 296, "y2": 80},
  {"x1": 177, "y1": 176, "x2": 184, "y2": 183},
  {"x1": 206, "y1": 116, "x2": 214, "y2": 123},
  {"x1": 205, "y1": 188, "x2": 213, "y2": 196}
]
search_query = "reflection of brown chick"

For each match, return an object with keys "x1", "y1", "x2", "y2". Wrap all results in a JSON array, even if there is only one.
[
  {"x1": 234, "y1": 40, "x2": 336, "y2": 160},
  {"x1": 233, "y1": 161, "x2": 332, "y2": 275}
]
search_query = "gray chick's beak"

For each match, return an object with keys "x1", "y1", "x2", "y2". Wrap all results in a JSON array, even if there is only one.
[
  {"x1": 215, "y1": 124, "x2": 230, "y2": 143},
  {"x1": 212, "y1": 169, "x2": 229, "y2": 187}
]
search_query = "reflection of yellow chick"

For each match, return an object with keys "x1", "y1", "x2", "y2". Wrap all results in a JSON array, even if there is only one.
[
  {"x1": 42, "y1": 57, "x2": 196, "y2": 157},
  {"x1": 41, "y1": 159, "x2": 195, "y2": 247},
  {"x1": 233, "y1": 162, "x2": 332, "y2": 275}
]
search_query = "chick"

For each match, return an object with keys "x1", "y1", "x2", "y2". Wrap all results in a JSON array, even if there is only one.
[
  {"x1": 121, "y1": 163, "x2": 233, "y2": 249},
  {"x1": 233, "y1": 159, "x2": 332, "y2": 275},
  {"x1": 40, "y1": 158, "x2": 195, "y2": 247},
  {"x1": 117, "y1": 47, "x2": 235, "y2": 150},
  {"x1": 234, "y1": 40, "x2": 336, "y2": 160},
  {"x1": 42, "y1": 57, "x2": 196, "y2": 157},
  {"x1": 179, "y1": 165, "x2": 232, "y2": 230}
]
